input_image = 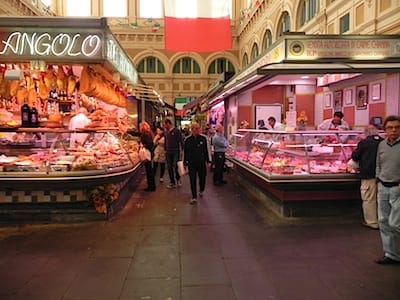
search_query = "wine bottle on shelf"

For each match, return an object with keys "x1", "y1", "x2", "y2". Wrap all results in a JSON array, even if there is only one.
[
  {"x1": 29, "y1": 102, "x2": 39, "y2": 127},
  {"x1": 21, "y1": 100, "x2": 30, "y2": 127}
]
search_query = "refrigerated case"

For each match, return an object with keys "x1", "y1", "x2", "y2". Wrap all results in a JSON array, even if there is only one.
[
  {"x1": 227, "y1": 129, "x2": 363, "y2": 217},
  {"x1": 0, "y1": 127, "x2": 141, "y2": 219},
  {"x1": 228, "y1": 129, "x2": 362, "y2": 181}
]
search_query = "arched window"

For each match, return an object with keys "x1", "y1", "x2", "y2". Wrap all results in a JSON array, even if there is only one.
[
  {"x1": 250, "y1": 43, "x2": 259, "y2": 61},
  {"x1": 172, "y1": 57, "x2": 200, "y2": 74},
  {"x1": 279, "y1": 12, "x2": 291, "y2": 36},
  {"x1": 262, "y1": 29, "x2": 273, "y2": 51},
  {"x1": 208, "y1": 58, "x2": 235, "y2": 74},
  {"x1": 137, "y1": 56, "x2": 165, "y2": 73},
  {"x1": 299, "y1": 0, "x2": 319, "y2": 27},
  {"x1": 242, "y1": 53, "x2": 249, "y2": 68}
]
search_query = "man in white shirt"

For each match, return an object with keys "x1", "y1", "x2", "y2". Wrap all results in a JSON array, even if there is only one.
[
  {"x1": 69, "y1": 107, "x2": 91, "y2": 148},
  {"x1": 267, "y1": 116, "x2": 285, "y2": 130},
  {"x1": 318, "y1": 111, "x2": 350, "y2": 130}
]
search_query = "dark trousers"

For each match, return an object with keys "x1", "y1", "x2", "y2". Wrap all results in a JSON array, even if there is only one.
[
  {"x1": 188, "y1": 162, "x2": 207, "y2": 199},
  {"x1": 166, "y1": 150, "x2": 180, "y2": 184},
  {"x1": 144, "y1": 160, "x2": 155, "y2": 189},
  {"x1": 213, "y1": 152, "x2": 225, "y2": 183},
  {"x1": 153, "y1": 162, "x2": 166, "y2": 179}
]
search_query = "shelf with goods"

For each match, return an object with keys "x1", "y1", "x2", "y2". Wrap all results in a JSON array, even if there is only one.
[{"x1": 227, "y1": 129, "x2": 363, "y2": 217}]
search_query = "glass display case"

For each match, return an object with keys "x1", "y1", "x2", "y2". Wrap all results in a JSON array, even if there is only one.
[
  {"x1": 228, "y1": 129, "x2": 363, "y2": 180},
  {"x1": 0, "y1": 128, "x2": 140, "y2": 178}
]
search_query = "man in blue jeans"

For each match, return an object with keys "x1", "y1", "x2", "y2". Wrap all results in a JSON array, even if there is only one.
[
  {"x1": 163, "y1": 118, "x2": 184, "y2": 189},
  {"x1": 375, "y1": 115, "x2": 400, "y2": 265}
]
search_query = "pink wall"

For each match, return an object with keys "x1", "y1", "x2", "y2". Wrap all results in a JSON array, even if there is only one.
[
  {"x1": 296, "y1": 94, "x2": 315, "y2": 126},
  {"x1": 252, "y1": 86, "x2": 285, "y2": 104},
  {"x1": 237, "y1": 105, "x2": 252, "y2": 126}
]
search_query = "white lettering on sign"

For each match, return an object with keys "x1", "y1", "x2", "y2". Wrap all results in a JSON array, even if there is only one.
[
  {"x1": 106, "y1": 37, "x2": 137, "y2": 83},
  {"x1": 0, "y1": 31, "x2": 101, "y2": 58}
]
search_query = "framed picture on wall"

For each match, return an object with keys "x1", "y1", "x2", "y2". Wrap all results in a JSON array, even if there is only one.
[
  {"x1": 333, "y1": 90, "x2": 343, "y2": 112},
  {"x1": 344, "y1": 89, "x2": 352, "y2": 105},
  {"x1": 371, "y1": 83, "x2": 381, "y2": 101},
  {"x1": 324, "y1": 93, "x2": 332, "y2": 108},
  {"x1": 356, "y1": 85, "x2": 368, "y2": 110}
]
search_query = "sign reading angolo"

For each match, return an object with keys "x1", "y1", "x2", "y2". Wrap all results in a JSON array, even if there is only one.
[{"x1": 0, "y1": 29, "x2": 104, "y2": 61}]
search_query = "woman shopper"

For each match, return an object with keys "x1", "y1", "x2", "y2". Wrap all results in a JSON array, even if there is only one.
[
  {"x1": 153, "y1": 126, "x2": 166, "y2": 182},
  {"x1": 184, "y1": 122, "x2": 211, "y2": 204},
  {"x1": 139, "y1": 121, "x2": 156, "y2": 192}
]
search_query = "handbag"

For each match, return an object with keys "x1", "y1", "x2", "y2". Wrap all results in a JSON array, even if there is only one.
[
  {"x1": 139, "y1": 146, "x2": 151, "y2": 162},
  {"x1": 177, "y1": 160, "x2": 188, "y2": 176}
]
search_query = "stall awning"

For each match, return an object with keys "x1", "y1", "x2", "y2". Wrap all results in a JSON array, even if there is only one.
[
  {"x1": 257, "y1": 62, "x2": 400, "y2": 76},
  {"x1": 207, "y1": 61, "x2": 400, "y2": 107}
]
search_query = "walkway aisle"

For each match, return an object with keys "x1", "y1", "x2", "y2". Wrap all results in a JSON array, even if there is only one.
[{"x1": 0, "y1": 171, "x2": 399, "y2": 300}]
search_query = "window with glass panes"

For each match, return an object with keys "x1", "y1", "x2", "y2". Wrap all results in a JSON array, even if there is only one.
[
  {"x1": 300, "y1": 0, "x2": 319, "y2": 26},
  {"x1": 340, "y1": 13, "x2": 350, "y2": 33},
  {"x1": 65, "y1": 0, "x2": 91, "y2": 16},
  {"x1": 242, "y1": 53, "x2": 249, "y2": 68},
  {"x1": 137, "y1": 57, "x2": 165, "y2": 73},
  {"x1": 262, "y1": 30, "x2": 272, "y2": 51},
  {"x1": 208, "y1": 58, "x2": 235, "y2": 74},
  {"x1": 279, "y1": 12, "x2": 291, "y2": 36},
  {"x1": 251, "y1": 43, "x2": 259, "y2": 61},
  {"x1": 173, "y1": 57, "x2": 200, "y2": 74}
]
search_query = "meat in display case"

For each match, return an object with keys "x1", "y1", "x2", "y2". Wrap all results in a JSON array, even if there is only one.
[
  {"x1": 228, "y1": 129, "x2": 362, "y2": 180},
  {"x1": 0, "y1": 128, "x2": 142, "y2": 218},
  {"x1": 0, "y1": 128, "x2": 140, "y2": 176}
]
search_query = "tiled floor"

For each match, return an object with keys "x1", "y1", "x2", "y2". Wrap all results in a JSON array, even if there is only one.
[{"x1": 0, "y1": 171, "x2": 399, "y2": 300}]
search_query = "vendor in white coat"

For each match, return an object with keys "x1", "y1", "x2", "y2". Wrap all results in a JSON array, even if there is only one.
[
  {"x1": 267, "y1": 116, "x2": 285, "y2": 130},
  {"x1": 68, "y1": 107, "x2": 91, "y2": 148},
  {"x1": 318, "y1": 111, "x2": 350, "y2": 130}
]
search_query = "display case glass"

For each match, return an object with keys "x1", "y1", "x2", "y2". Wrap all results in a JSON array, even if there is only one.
[
  {"x1": 0, "y1": 128, "x2": 140, "y2": 177},
  {"x1": 228, "y1": 129, "x2": 363, "y2": 178}
]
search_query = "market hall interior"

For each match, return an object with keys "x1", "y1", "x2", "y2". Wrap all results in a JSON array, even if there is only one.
[{"x1": 0, "y1": 171, "x2": 399, "y2": 300}]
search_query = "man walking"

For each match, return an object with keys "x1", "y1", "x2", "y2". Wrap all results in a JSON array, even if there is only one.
[
  {"x1": 184, "y1": 122, "x2": 211, "y2": 204},
  {"x1": 163, "y1": 118, "x2": 184, "y2": 188}
]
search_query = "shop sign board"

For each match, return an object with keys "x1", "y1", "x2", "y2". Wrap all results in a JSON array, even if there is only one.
[
  {"x1": 0, "y1": 28, "x2": 104, "y2": 61},
  {"x1": 105, "y1": 34, "x2": 138, "y2": 84},
  {"x1": 286, "y1": 37, "x2": 400, "y2": 60}
]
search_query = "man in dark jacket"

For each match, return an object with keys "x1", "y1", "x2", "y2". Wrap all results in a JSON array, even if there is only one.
[
  {"x1": 352, "y1": 125, "x2": 383, "y2": 229},
  {"x1": 184, "y1": 122, "x2": 211, "y2": 204},
  {"x1": 163, "y1": 118, "x2": 184, "y2": 188}
]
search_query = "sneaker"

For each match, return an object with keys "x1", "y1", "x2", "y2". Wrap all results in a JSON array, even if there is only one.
[
  {"x1": 177, "y1": 180, "x2": 182, "y2": 187},
  {"x1": 166, "y1": 183, "x2": 176, "y2": 189},
  {"x1": 199, "y1": 191, "x2": 204, "y2": 197},
  {"x1": 190, "y1": 198, "x2": 197, "y2": 205},
  {"x1": 159, "y1": 178, "x2": 164, "y2": 182}
]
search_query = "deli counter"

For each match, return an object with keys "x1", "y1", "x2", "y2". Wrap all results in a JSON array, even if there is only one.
[
  {"x1": 227, "y1": 129, "x2": 363, "y2": 217},
  {"x1": 0, "y1": 127, "x2": 142, "y2": 220}
]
